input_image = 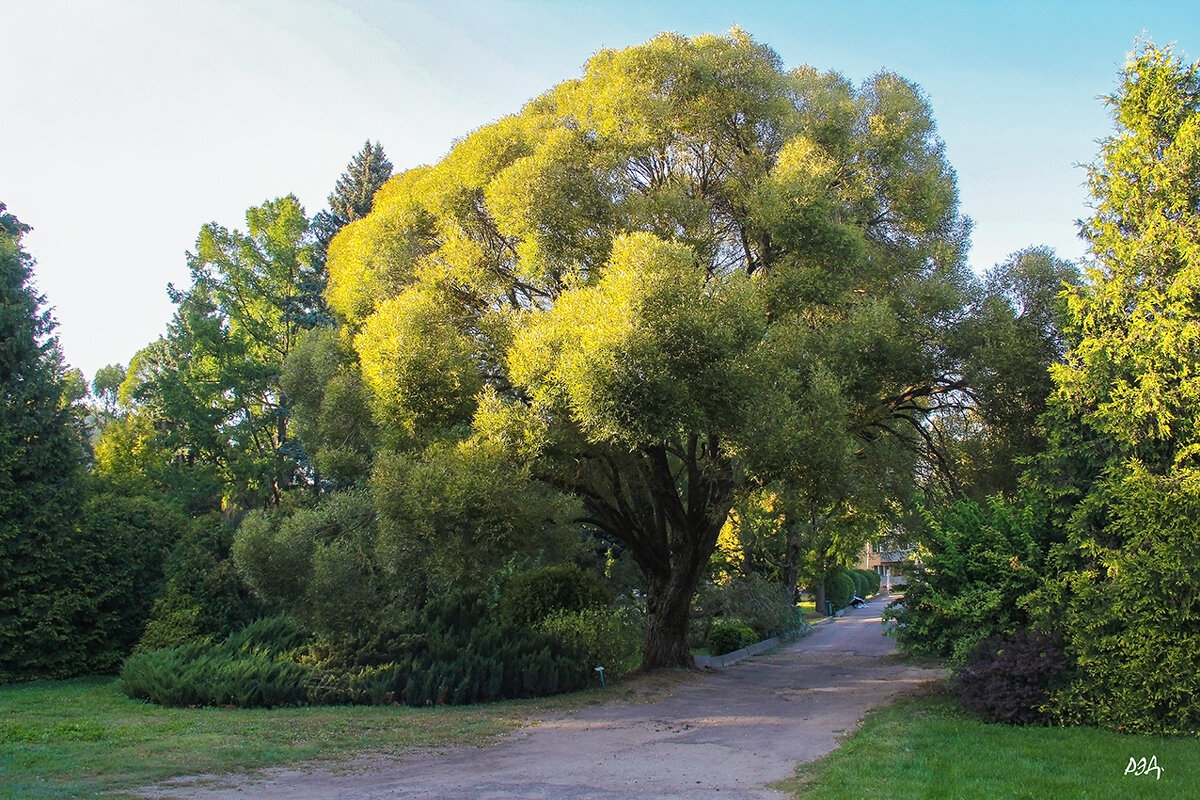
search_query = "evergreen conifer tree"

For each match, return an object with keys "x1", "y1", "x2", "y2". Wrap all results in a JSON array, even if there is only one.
[
  {"x1": 1027, "y1": 43, "x2": 1200, "y2": 734},
  {"x1": 328, "y1": 140, "x2": 393, "y2": 227},
  {"x1": 0, "y1": 203, "x2": 86, "y2": 681},
  {"x1": 303, "y1": 140, "x2": 394, "y2": 328}
]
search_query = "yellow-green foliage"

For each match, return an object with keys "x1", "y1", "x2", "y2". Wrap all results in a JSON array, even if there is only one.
[
  {"x1": 317, "y1": 27, "x2": 972, "y2": 669},
  {"x1": 356, "y1": 285, "x2": 483, "y2": 438},
  {"x1": 323, "y1": 28, "x2": 967, "y2": 465},
  {"x1": 509, "y1": 232, "x2": 765, "y2": 446},
  {"x1": 326, "y1": 167, "x2": 436, "y2": 326},
  {"x1": 1025, "y1": 43, "x2": 1200, "y2": 735}
]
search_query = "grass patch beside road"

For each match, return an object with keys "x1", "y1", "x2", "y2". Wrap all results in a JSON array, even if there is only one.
[
  {"x1": 776, "y1": 685, "x2": 1198, "y2": 800},
  {"x1": 0, "y1": 676, "x2": 601, "y2": 800},
  {"x1": 795, "y1": 600, "x2": 824, "y2": 622}
]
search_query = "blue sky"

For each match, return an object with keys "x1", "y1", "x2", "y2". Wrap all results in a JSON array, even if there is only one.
[{"x1": 3, "y1": 0, "x2": 1199, "y2": 381}]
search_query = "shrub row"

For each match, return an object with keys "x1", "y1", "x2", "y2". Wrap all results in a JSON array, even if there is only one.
[
  {"x1": 820, "y1": 568, "x2": 881, "y2": 613},
  {"x1": 122, "y1": 615, "x2": 595, "y2": 708},
  {"x1": 121, "y1": 568, "x2": 643, "y2": 709},
  {"x1": 851, "y1": 568, "x2": 882, "y2": 597}
]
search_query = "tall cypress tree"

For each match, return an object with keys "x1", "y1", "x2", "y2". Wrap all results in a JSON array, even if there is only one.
[{"x1": 0, "y1": 203, "x2": 85, "y2": 681}]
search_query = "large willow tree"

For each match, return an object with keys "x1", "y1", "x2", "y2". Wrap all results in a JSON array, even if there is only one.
[{"x1": 329, "y1": 30, "x2": 972, "y2": 668}]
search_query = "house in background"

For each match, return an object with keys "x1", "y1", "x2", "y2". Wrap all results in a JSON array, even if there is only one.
[{"x1": 857, "y1": 537, "x2": 914, "y2": 590}]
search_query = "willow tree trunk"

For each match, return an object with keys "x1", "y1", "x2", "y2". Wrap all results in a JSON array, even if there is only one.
[
  {"x1": 642, "y1": 571, "x2": 700, "y2": 669},
  {"x1": 576, "y1": 437, "x2": 735, "y2": 672},
  {"x1": 636, "y1": 509, "x2": 729, "y2": 670}
]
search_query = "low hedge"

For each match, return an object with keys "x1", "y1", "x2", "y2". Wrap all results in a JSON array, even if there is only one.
[
  {"x1": 851, "y1": 568, "x2": 881, "y2": 596},
  {"x1": 121, "y1": 644, "x2": 311, "y2": 708},
  {"x1": 121, "y1": 590, "x2": 637, "y2": 708},
  {"x1": 706, "y1": 620, "x2": 759, "y2": 656}
]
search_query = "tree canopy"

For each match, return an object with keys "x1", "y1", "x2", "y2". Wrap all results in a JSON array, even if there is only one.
[
  {"x1": 115, "y1": 195, "x2": 314, "y2": 511},
  {"x1": 325, "y1": 29, "x2": 975, "y2": 668}
]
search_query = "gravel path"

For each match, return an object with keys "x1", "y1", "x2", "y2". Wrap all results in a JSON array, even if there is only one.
[{"x1": 135, "y1": 594, "x2": 943, "y2": 800}]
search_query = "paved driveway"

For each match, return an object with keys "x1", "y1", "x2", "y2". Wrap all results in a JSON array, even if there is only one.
[{"x1": 138, "y1": 594, "x2": 943, "y2": 800}]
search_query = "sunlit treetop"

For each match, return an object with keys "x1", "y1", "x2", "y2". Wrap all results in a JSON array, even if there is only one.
[{"x1": 328, "y1": 29, "x2": 971, "y2": 438}]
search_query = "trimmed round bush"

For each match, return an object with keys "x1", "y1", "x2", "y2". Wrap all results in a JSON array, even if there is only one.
[
  {"x1": 852, "y1": 568, "x2": 881, "y2": 596},
  {"x1": 706, "y1": 620, "x2": 759, "y2": 656},
  {"x1": 823, "y1": 570, "x2": 855, "y2": 611},
  {"x1": 847, "y1": 569, "x2": 869, "y2": 598}
]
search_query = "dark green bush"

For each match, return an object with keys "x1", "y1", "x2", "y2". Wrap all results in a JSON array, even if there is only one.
[
  {"x1": 883, "y1": 496, "x2": 1046, "y2": 662},
  {"x1": 423, "y1": 589, "x2": 491, "y2": 636},
  {"x1": 120, "y1": 643, "x2": 311, "y2": 708},
  {"x1": 823, "y1": 570, "x2": 855, "y2": 611},
  {"x1": 847, "y1": 569, "x2": 869, "y2": 598},
  {"x1": 1030, "y1": 464, "x2": 1200, "y2": 735},
  {"x1": 0, "y1": 481, "x2": 186, "y2": 681},
  {"x1": 314, "y1": 591, "x2": 592, "y2": 706},
  {"x1": 68, "y1": 488, "x2": 186, "y2": 674},
  {"x1": 224, "y1": 615, "x2": 310, "y2": 656},
  {"x1": 706, "y1": 620, "x2": 759, "y2": 655},
  {"x1": 233, "y1": 490, "x2": 390, "y2": 646},
  {"x1": 498, "y1": 564, "x2": 610, "y2": 628},
  {"x1": 304, "y1": 660, "x2": 410, "y2": 706},
  {"x1": 397, "y1": 619, "x2": 588, "y2": 706},
  {"x1": 125, "y1": 582, "x2": 605, "y2": 709},
  {"x1": 136, "y1": 514, "x2": 265, "y2": 653},
  {"x1": 955, "y1": 629, "x2": 1069, "y2": 725}
]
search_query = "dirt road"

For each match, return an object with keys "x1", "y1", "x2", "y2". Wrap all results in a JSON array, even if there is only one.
[{"x1": 136, "y1": 595, "x2": 943, "y2": 800}]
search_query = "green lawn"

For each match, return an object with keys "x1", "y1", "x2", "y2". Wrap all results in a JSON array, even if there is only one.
[
  {"x1": 795, "y1": 600, "x2": 825, "y2": 621},
  {"x1": 8, "y1": 674, "x2": 1197, "y2": 800},
  {"x1": 0, "y1": 676, "x2": 601, "y2": 800},
  {"x1": 776, "y1": 685, "x2": 1197, "y2": 800}
]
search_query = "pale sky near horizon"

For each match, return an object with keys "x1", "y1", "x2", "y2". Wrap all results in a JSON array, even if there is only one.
[{"x1": 3, "y1": 0, "x2": 1199, "y2": 382}]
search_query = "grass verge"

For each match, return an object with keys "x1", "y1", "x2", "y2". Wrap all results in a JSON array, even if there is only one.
[
  {"x1": 795, "y1": 600, "x2": 824, "y2": 622},
  {"x1": 0, "y1": 675, "x2": 607, "y2": 799},
  {"x1": 774, "y1": 684, "x2": 1199, "y2": 800}
]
